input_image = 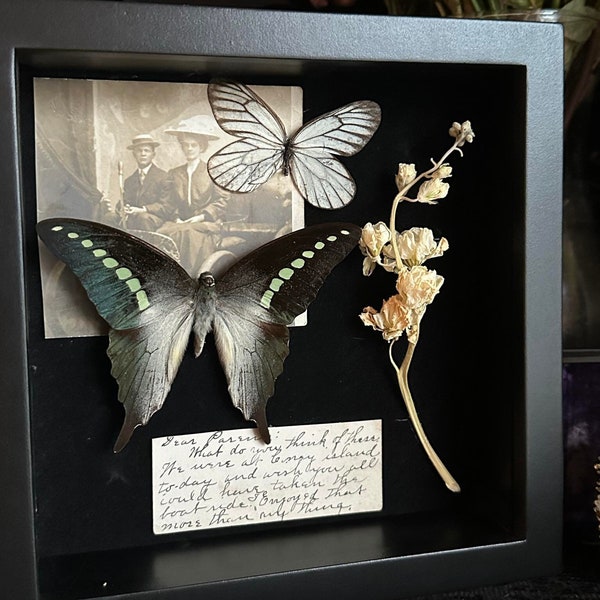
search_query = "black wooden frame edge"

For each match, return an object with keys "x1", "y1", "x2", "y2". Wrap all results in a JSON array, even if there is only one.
[{"x1": 0, "y1": 1, "x2": 563, "y2": 598}]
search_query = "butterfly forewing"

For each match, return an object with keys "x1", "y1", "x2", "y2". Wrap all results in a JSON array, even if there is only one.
[
  {"x1": 216, "y1": 222, "x2": 361, "y2": 323},
  {"x1": 208, "y1": 80, "x2": 287, "y2": 146},
  {"x1": 37, "y1": 218, "x2": 198, "y2": 331},
  {"x1": 290, "y1": 100, "x2": 382, "y2": 157},
  {"x1": 37, "y1": 218, "x2": 202, "y2": 451},
  {"x1": 213, "y1": 222, "x2": 361, "y2": 441}
]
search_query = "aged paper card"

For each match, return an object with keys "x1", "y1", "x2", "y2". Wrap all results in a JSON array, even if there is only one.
[
  {"x1": 152, "y1": 420, "x2": 382, "y2": 534},
  {"x1": 34, "y1": 78, "x2": 304, "y2": 339}
]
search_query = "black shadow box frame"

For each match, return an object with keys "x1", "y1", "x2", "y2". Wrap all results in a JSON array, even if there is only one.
[{"x1": 0, "y1": 1, "x2": 563, "y2": 599}]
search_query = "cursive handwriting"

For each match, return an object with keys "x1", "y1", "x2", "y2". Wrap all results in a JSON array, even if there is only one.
[{"x1": 152, "y1": 421, "x2": 382, "y2": 534}]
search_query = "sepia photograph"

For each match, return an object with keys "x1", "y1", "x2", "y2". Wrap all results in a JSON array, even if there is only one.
[{"x1": 34, "y1": 78, "x2": 304, "y2": 338}]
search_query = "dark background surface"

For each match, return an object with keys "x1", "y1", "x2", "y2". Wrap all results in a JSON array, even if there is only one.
[
  {"x1": 22, "y1": 55, "x2": 528, "y2": 596},
  {"x1": 23, "y1": 57, "x2": 524, "y2": 552},
  {"x1": 0, "y1": 1, "x2": 564, "y2": 599}
]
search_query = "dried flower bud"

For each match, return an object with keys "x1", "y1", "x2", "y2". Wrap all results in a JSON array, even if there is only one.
[
  {"x1": 449, "y1": 120, "x2": 475, "y2": 147},
  {"x1": 393, "y1": 227, "x2": 449, "y2": 267},
  {"x1": 416, "y1": 179, "x2": 449, "y2": 204},
  {"x1": 395, "y1": 163, "x2": 417, "y2": 191},
  {"x1": 360, "y1": 295, "x2": 410, "y2": 342},
  {"x1": 431, "y1": 164, "x2": 452, "y2": 179},
  {"x1": 359, "y1": 222, "x2": 392, "y2": 276},
  {"x1": 449, "y1": 122, "x2": 462, "y2": 138},
  {"x1": 359, "y1": 222, "x2": 391, "y2": 258}
]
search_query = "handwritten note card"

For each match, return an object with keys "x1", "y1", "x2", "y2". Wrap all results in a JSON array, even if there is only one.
[{"x1": 152, "y1": 420, "x2": 382, "y2": 534}]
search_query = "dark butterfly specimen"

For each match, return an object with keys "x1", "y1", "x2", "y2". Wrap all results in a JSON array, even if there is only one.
[
  {"x1": 37, "y1": 218, "x2": 361, "y2": 452},
  {"x1": 207, "y1": 80, "x2": 381, "y2": 210}
]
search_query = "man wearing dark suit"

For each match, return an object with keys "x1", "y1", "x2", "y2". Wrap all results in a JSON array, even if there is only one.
[
  {"x1": 122, "y1": 134, "x2": 169, "y2": 230},
  {"x1": 158, "y1": 116, "x2": 229, "y2": 276}
]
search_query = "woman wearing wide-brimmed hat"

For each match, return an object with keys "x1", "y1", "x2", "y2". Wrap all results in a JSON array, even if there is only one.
[{"x1": 158, "y1": 115, "x2": 229, "y2": 276}]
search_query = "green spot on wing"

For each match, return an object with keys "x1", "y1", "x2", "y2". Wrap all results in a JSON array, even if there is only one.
[
  {"x1": 315, "y1": 242, "x2": 325, "y2": 250},
  {"x1": 269, "y1": 278, "x2": 284, "y2": 292},
  {"x1": 103, "y1": 257, "x2": 119, "y2": 269},
  {"x1": 68, "y1": 232, "x2": 79, "y2": 239},
  {"x1": 278, "y1": 267, "x2": 294, "y2": 280},
  {"x1": 116, "y1": 267, "x2": 133, "y2": 280},
  {"x1": 51, "y1": 226, "x2": 63, "y2": 232},
  {"x1": 291, "y1": 258, "x2": 305, "y2": 269},
  {"x1": 136, "y1": 290, "x2": 150, "y2": 311},
  {"x1": 327, "y1": 235, "x2": 337, "y2": 242},
  {"x1": 93, "y1": 249, "x2": 107, "y2": 258},
  {"x1": 302, "y1": 250, "x2": 315, "y2": 259},
  {"x1": 81, "y1": 239, "x2": 93, "y2": 248},
  {"x1": 341, "y1": 229, "x2": 350, "y2": 235},
  {"x1": 126, "y1": 278, "x2": 142, "y2": 292},
  {"x1": 260, "y1": 290, "x2": 274, "y2": 309}
]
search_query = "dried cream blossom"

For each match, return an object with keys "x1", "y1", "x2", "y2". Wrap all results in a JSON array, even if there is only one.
[
  {"x1": 360, "y1": 295, "x2": 410, "y2": 342},
  {"x1": 395, "y1": 265, "x2": 444, "y2": 310},
  {"x1": 359, "y1": 221, "x2": 392, "y2": 276},
  {"x1": 431, "y1": 164, "x2": 452, "y2": 179},
  {"x1": 449, "y1": 120, "x2": 475, "y2": 147},
  {"x1": 416, "y1": 178, "x2": 450, "y2": 204},
  {"x1": 391, "y1": 227, "x2": 449, "y2": 268},
  {"x1": 395, "y1": 163, "x2": 417, "y2": 191}
]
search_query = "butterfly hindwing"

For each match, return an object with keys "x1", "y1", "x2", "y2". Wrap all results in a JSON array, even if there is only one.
[
  {"x1": 213, "y1": 222, "x2": 361, "y2": 441},
  {"x1": 109, "y1": 309, "x2": 196, "y2": 452},
  {"x1": 212, "y1": 310, "x2": 288, "y2": 444},
  {"x1": 36, "y1": 218, "x2": 197, "y2": 331},
  {"x1": 289, "y1": 152, "x2": 356, "y2": 210},
  {"x1": 207, "y1": 139, "x2": 284, "y2": 193},
  {"x1": 207, "y1": 79, "x2": 381, "y2": 209}
]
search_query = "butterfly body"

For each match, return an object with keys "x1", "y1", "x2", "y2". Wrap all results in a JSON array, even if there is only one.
[
  {"x1": 281, "y1": 140, "x2": 293, "y2": 177},
  {"x1": 37, "y1": 218, "x2": 360, "y2": 451},
  {"x1": 208, "y1": 80, "x2": 381, "y2": 209}
]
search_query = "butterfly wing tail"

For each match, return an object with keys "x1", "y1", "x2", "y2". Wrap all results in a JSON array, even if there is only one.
[
  {"x1": 254, "y1": 413, "x2": 271, "y2": 445},
  {"x1": 213, "y1": 315, "x2": 289, "y2": 444},
  {"x1": 114, "y1": 412, "x2": 140, "y2": 453}
]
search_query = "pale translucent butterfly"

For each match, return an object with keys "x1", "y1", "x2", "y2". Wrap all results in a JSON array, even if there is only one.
[{"x1": 207, "y1": 80, "x2": 381, "y2": 210}]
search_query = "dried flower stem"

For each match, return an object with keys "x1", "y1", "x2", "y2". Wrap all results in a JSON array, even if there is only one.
[
  {"x1": 389, "y1": 340, "x2": 461, "y2": 493},
  {"x1": 387, "y1": 135, "x2": 467, "y2": 493}
]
